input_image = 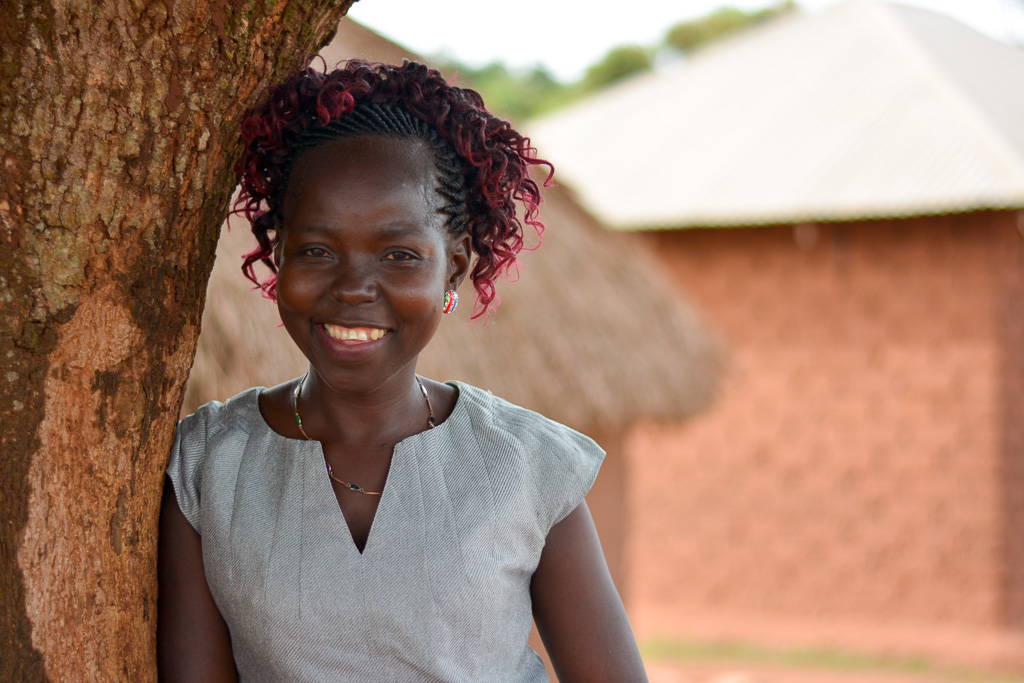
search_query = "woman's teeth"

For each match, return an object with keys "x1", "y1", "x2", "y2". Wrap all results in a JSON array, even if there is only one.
[{"x1": 323, "y1": 325, "x2": 387, "y2": 342}]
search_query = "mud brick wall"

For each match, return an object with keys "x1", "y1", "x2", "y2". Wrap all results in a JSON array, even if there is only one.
[{"x1": 624, "y1": 212, "x2": 1024, "y2": 660}]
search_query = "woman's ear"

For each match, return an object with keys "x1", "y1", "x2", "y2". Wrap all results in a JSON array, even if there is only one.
[{"x1": 447, "y1": 233, "x2": 473, "y2": 289}]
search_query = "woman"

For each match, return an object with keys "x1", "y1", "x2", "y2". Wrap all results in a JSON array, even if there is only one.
[{"x1": 158, "y1": 60, "x2": 648, "y2": 682}]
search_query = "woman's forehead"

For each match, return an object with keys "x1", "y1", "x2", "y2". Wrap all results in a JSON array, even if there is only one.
[
  {"x1": 291, "y1": 136, "x2": 435, "y2": 187},
  {"x1": 285, "y1": 137, "x2": 439, "y2": 206},
  {"x1": 281, "y1": 136, "x2": 447, "y2": 235}
]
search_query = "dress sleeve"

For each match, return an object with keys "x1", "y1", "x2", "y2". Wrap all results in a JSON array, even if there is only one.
[
  {"x1": 165, "y1": 401, "x2": 219, "y2": 535},
  {"x1": 464, "y1": 385, "x2": 606, "y2": 532},
  {"x1": 531, "y1": 422, "x2": 605, "y2": 530},
  {"x1": 476, "y1": 390, "x2": 606, "y2": 533}
]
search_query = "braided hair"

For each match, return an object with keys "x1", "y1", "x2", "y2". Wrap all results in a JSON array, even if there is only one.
[{"x1": 234, "y1": 60, "x2": 553, "y2": 319}]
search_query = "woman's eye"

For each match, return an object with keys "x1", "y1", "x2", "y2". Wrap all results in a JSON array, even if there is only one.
[
  {"x1": 301, "y1": 247, "x2": 330, "y2": 258},
  {"x1": 383, "y1": 250, "x2": 417, "y2": 262}
]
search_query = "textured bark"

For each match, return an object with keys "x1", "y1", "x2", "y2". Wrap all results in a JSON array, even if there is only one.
[{"x1": 0, "y1": 1, "x2": 355, "y2": 680}]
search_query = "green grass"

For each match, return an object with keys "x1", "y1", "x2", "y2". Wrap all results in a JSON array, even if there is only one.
[{"x1": 640, "y1": 637, "x2": 1024, "y2": 682}]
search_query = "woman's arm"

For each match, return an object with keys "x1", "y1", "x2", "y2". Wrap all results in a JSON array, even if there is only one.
[
  {"x1": 157, "y1": 478, "x2": 238, "y2": 682},
  {"x1": 531, "y1": 501, "x2": 648, "y2": 682}
]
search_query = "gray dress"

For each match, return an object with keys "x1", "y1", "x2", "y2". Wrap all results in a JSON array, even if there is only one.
[{"x1": 167, "y1": 381, "x2": 604, "y2": 682}]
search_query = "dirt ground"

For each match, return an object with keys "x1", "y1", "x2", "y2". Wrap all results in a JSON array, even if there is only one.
[{"x1": 645, "y1": 660, "x2": 1024, "y2": 683}]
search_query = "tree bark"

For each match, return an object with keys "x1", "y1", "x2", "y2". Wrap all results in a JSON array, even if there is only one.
[{"x1": 0, "y1": 1, "x2": 355, "y2": 680}]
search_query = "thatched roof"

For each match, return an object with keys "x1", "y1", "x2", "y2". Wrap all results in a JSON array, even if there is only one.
[
  {"x1": 415, "y1": 183, "x2": 721, "y2": 430},
  {"x1": 183, "y1": 19, "x2": 723, "y2": 431},
  {"x1": 318, "y1": 16, "x2": 420, "y2": 66},
  {"x1": 183, "y1": 221, "x2": 308, "y2": 413}
]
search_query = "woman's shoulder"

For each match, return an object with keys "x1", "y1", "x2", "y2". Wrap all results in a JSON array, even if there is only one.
[
  {"x1": 446, "y1": 381, "x2": 605, "y2": 529},
  {"x1": 448, "y1": 381, "x2": 606, "y2": 460},
  {"x1": 168, "y1": 387, "x2": 268, "y2": 534},
  {"x1": 177, "y1": 386, "x2": 265, "y2": 444}
]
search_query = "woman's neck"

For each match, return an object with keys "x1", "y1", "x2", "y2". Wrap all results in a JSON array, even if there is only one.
[{"x1": 295, "y1": 368, "x2": 432, "y2": 448}]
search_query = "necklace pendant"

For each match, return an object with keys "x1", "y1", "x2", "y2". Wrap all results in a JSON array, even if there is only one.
[{"x1": 295, "y1": 372, "x2": 429, "y2": 498}]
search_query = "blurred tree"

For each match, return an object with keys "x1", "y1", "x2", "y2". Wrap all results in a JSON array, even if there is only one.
[
  {"x1": 0, "y1": 1, "x2": 353, "y2": 681},
  {"x1": 443, "y1": 1, "x2": 798, "y2": 121},
  {"x1": 666, "y1": 1, "x2": 797, "y2": 53},
  {"x1": 583, "y1": 45, "x2": 653, "y2": 90},
  {"x1": 439, "y1": 59, "x2": 580, "y2": 120}
]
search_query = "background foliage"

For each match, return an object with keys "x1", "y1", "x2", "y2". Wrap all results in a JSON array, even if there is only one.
[{"x1": 434, "y1": 1, "x2": 796, "y2": 120}]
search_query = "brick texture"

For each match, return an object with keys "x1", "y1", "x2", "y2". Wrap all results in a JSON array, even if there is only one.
[{"x1": 624, "y1": 212, "x2": 1024, "y2": 665}]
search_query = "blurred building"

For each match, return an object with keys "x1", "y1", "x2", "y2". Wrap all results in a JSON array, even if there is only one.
[{"x1": 530, "y1": 0, "x2": 1024, "y2": 670}]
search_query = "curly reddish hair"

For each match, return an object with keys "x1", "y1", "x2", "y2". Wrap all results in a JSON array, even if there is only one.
[{"x1": 233, "y1": 59, "x2": 553, "y2": 319}]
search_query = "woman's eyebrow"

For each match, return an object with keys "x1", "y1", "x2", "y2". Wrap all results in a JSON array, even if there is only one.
[{"x1": 374, "y1": 224, "x2": 433, "y2": 239}]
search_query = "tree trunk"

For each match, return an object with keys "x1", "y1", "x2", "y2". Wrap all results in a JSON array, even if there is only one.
[{"x1": 0, "y1": 1, "x2": 355, "y2": 680}]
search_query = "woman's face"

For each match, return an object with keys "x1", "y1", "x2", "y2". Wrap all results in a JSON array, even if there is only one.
[{"x1": 275, "y1": 135, "x2": 468, "y2": 395}]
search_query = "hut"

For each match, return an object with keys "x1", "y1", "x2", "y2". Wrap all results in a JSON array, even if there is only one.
[
  {"x1": 183, "y1": 15, "x2": 723, "y2": 655},
  {"x1": 528, "y1": 0, "x2": 1024, "y2": 670}
]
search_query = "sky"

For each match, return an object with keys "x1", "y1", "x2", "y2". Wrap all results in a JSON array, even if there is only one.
[{"x1": 346, "y1": 0, "x2": 1024, "y2": 81}]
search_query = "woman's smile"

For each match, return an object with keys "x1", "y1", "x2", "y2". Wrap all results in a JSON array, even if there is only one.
[
  {"x1": 321, "y1": 324, "x2": 389, "y2": 343},
  {"x1": 315, "y1": 323, "x2": 392, "y2": 361}
]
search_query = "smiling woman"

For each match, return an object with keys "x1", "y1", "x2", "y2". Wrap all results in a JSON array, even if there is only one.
[
  {"x1": 157, "y1": 60, "x2": 649, "y2": 682},
  {"x1": 274, "y1": 137, "x2": 462, "y2": 401}
]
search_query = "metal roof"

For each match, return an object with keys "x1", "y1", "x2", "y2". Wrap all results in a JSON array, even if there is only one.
[{"x1": 527, "y1": 0, "x2": 1024, "y2": 230}]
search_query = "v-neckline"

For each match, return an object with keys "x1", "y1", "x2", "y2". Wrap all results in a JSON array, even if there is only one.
[
  {"x1": 309, "y1": 437, "x2": 402, "y2": 556},
  {"x1": 254, "y1": 382, "x2": 464, "y2": 557}
]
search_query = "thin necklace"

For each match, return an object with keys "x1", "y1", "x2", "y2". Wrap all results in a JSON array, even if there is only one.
[{"x1": 292, "y1": 373, "x2": 436, "y2": 496}]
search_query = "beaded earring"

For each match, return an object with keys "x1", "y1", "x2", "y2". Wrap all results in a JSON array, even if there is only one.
[{"x1": 442, "y1": 290, "x2": 458, "y2": 314}]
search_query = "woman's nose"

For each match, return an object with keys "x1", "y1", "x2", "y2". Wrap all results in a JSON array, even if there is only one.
[{"x1": 329, "y1": 260, "x2": 378, "y2": 304}]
